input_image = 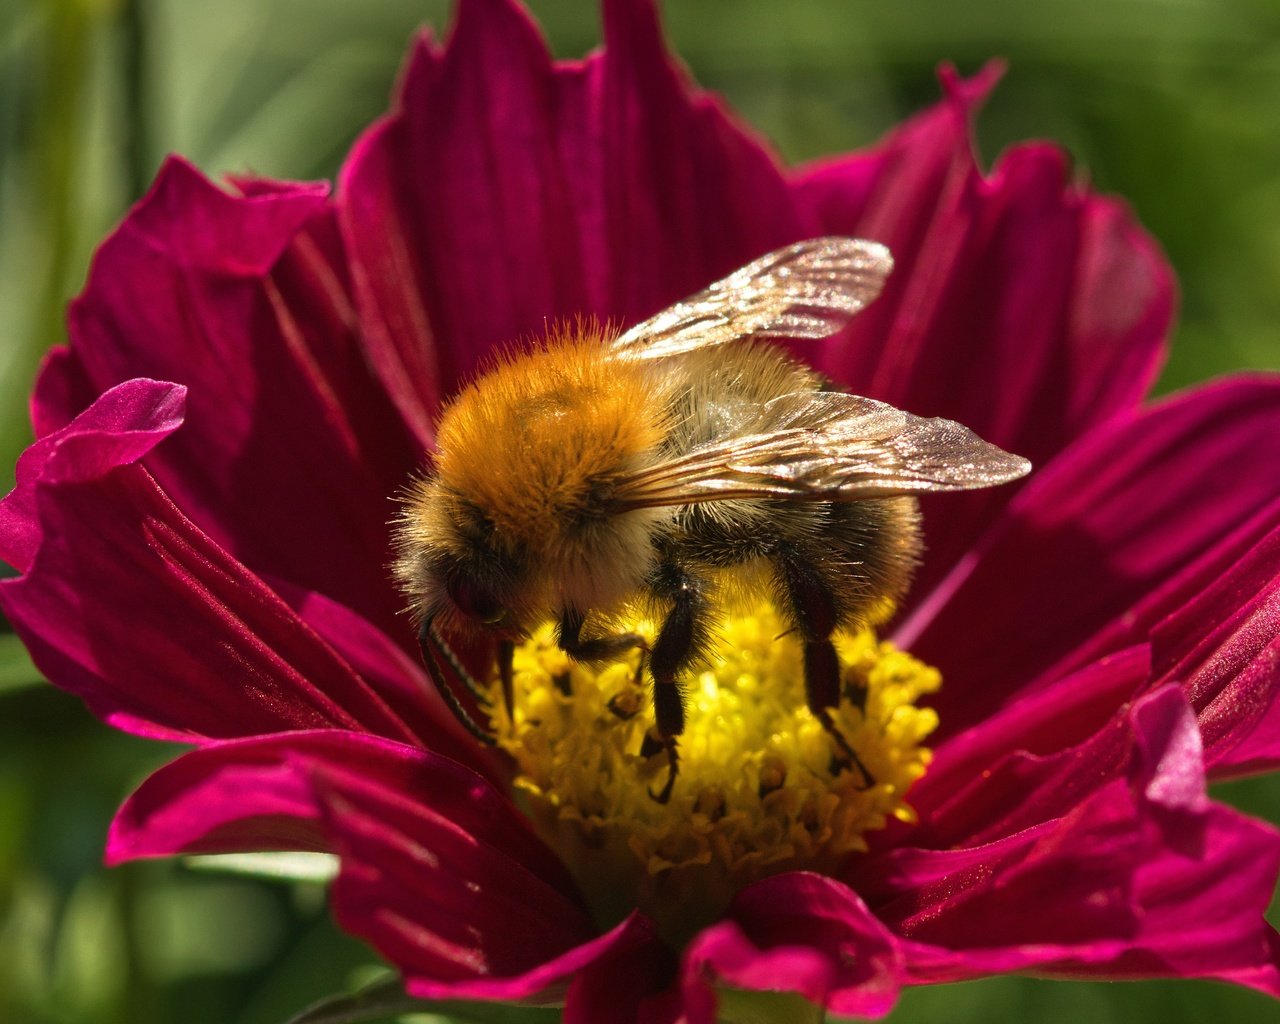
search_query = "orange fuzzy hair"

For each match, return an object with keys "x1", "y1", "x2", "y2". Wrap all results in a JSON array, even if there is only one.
[{"x1": 432, "y1": 324, "x2": 669, "y2": 555}]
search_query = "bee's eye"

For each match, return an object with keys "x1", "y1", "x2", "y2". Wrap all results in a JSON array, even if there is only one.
[{"x1": 447, "y1": 577, "x2": 506, "y2": 625}]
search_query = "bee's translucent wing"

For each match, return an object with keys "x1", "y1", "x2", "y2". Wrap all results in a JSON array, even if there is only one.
[
  {"x1": 609, "y1": 238, "x2": 893, "y2": 361},
  {"x1": 611, "y1": 393, "x2": 1031, "y2": 509}
]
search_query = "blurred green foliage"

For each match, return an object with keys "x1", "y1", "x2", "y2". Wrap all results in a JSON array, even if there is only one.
[{"x1": 1, "y1": 1, "x2": 1277, "y2": 1022}]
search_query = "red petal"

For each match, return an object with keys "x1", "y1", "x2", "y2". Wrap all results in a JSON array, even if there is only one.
[
  {"x1": 265, "y1": 579, "x2": 507, "y2": 778},
  {"x1": 565, "y1": 924, "x2": 680, "y2": 1024},
  {"x1": 902, "y1": 646, "x2": 1152, "y2": 847},
  {"x1": 862, "y1": 687, "x2": 1280, "y2": 993},
  {"x1": 795, "y1": 68, "x2": 1173, "y2": 600},
  {"x1": 108, "y1": 730, "x2": 639, "y2": 1000},
  {"x1": 1152, "y1": 523, "x2": 1280, "y2": 777},
  {"x1": 0, "y1": 378, "x2": 185, "y2": 572},
  {"x1": 312, "y1": 749, "x2": 651, "y2": 1001},
  {"x1": 53, "y1": 157, "x2": 418, "y2": 636},
  {"x1": 0, "y1": 382, "x2": 417, "y2": 744},
  {"x1": 107, "y1": 731, "x2": 351, "y2": 859},
  {"x1": 338, "y1": 0, "x2": 804, "y2": 440},
  {"x1": 901, "y1": 376, "x2": 1280, "y2": 738},
  {"x1": 679, "y1": 873, "x2": 905, "y2": 1022}
]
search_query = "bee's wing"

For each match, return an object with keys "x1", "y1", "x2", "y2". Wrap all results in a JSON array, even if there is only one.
[
  {"x1": 609, "y1": 238, "x2": 893, "y2": 361},
  {"x1": 611, "y1": 393, "x2": 1031, "y2": 509}
]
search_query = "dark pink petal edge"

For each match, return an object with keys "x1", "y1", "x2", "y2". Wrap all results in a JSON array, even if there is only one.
[
  {"x1": 679, "y1": 873, "x2": 905, "y2": 1023},
  {"x1": 1153, "y1": 519, "x2": 1280, "y2": 778},
  {"x1": 902, "y1": 374, "x2": 1280, "y2": 738},
  {"x1": 0, "y1": 377, "x2": 185, "y2": 572},
  {"x1": 109, "y1": 729, "x2": 654, "y2": 1002},
  {"x1": 48, "y1": 155, "x2": 419, "y2": 637},
  {"x1": 0, "y1": 380, "x2": 419, "y2": 745},
  {"x1": 793, "y1": 64, "x2": 1174, "y2": 602},
  {"x1": 860, "y1": 687, "x2": 1280, "y2": 995},
  {"x1": 337, "y1": 0, "x2": 806, "y2": 444}
]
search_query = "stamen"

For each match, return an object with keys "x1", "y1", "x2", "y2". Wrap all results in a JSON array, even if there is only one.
[{"x1": 487, "y1": 601, "x2": 939, "y2": 943}]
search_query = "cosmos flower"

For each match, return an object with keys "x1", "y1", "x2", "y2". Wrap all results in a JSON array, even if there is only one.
[{"x1": 3, "y1": 0, "x2": 1280, "y2": 1020}]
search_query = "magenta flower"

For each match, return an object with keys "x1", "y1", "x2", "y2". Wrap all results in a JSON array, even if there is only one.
[{"x1": 4, "y1": 0, "x2": 1279, "y2": 1020}]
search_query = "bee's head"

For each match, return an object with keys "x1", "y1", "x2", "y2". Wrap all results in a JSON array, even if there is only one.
[{"x1": 394, "y1": 477, "x2": 538, "y2": 639}]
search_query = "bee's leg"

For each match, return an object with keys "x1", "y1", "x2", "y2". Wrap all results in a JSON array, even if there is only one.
[
  {"x1": 641, "y1": 561, "x2": 711, "y2": 804},
  {"x1": 556, "y1": 607, "x2": 649, "y2": 686},
  {"x1": 497, "y1": 638, "x2": 515, "y2": 718},
  {"x1": 558, "y1": 607, "x2": 649, "y2": 717},
  {"x1": 777, "y1": 550, "x2": 874, "y2": 789}
]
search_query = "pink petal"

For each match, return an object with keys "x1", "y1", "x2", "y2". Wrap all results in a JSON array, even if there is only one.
[
  {"x1": 338, "y1": 0, "x2": 804, "y2": 442},
  {"x1": 565, "y1": 928, "x2": 681, "y2": 1024},
  {"x1": 901, "y1": 646, "x2": 1152, "y2": 847},
  {"x1": 265, "y1": 579, "x2": 508, "y2": 780},
  {"x1": 794, "y1": 68, "x2": 1173, "y2": 603},
  {"x1": 895, "y1": 803, "x2": 1280, "y2": 996},
  {"x1": 107, "y1": 731, "x2": 350, "y2": 860},
  {"x1": 29, "y1": 345, "x2": 98, "y2": 440},
  {"x1": 310, "y1": 751, "x2": 650, "y2": 1002},
  {"x1": 679, "y1": 873, "x2": 905, "y2": 1022},
  {"x1": 108, "y1": 730, "x2": 642, "y2": 1001},
  {"x1": 51, "y1": 156, "x2": 419, "y2": 636},
  {"x1": 901, "y1": 376, "x2": 1280, "y2": 738},
  {"x1": 860, "y1": 687, "x2": 1280, "y2": 993},
  {"x1": 0, "y1": 382, "x2": 418, "y2": 744},
  {"x1": 0, "y1": 378, "x2": 185, "y2": 571},
  {"x1": 1152, "y1": 522, "x2": 1280, "y2": 777},
  {"x1": 592, "y1": 0, "x2": 806, "y2": 313}
]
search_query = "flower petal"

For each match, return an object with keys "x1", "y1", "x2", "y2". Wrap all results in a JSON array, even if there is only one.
[
  {"x1": 901, "y1": 376, "x2": 1280, "y2": 737},
  {"x1": 0, "y1": 382, "x2": 418, "y2": 744},
  {"x1": 680, "y1": 873, "x2": 905, "y2": 1022},
  {"x1": 49, "y1": 156, "x2": 418, "y2": 635},
  {"x1": 861, "y1": 687, "x2": 1280, "y2": 993},
  {"x1": 0, "y1": 377, "x2": 185, "y2": 572},
  {"x1": 264, "y1": 579, "x2": 508, "y2": 778},
  {"x1": 309, "y1": 749, "x2": 651, "y2": 1002},
  {"x1": 565, "y1": 927, "x2": 680, "y2": 1024},
  {"x1": 894, "y1": 801, "x2": 1280, "y2": 996},
  {"x1": 794, "y1": 68, "x2": 1173, "y2": 599},
  {"x1": 108, "y1": 729, "x2": 645, "y2": 1000},
  {"x1": 902, "y1": 645, "x2": 1152, "y2": 847},
  {"x1": 1152, "y1": 522, "x2": 1280, "y2": 777},
  {"x1": 107, "y1": 731, "x2": 349, "y2": 860},
  {"x1": 338, "y1": 0, "x2": 804, "y2": 441}
]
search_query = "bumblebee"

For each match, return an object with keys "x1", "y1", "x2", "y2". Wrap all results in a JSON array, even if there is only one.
[{"x1": 395, "y1": 238, "x2": 1030, "y2": 800}]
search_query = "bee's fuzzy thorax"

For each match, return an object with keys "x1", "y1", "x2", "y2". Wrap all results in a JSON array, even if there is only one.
[{"x1": 431, "y1": 325, "x2": 670, "y2": 574}]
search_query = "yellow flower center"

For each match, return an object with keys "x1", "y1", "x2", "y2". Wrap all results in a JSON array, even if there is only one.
[{"x1": 488, "y1": 601, "x2": 940, "y2": 945}]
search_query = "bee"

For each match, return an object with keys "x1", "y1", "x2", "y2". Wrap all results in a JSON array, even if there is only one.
[{"x1": 395, "y1": 238, "x2": 1030, "y2": 801}]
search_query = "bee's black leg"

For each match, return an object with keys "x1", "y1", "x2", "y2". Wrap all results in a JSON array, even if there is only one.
[
  {"x1": 642, "y1": 561, "x2": 711, "y2": 804},
  {"x1": 556, "y1": 607, "x2": 648, "y2": 664},
  {"x1": 777, "y1": 549, "x2": 874, "y2": 790},
  {"x1": 497, "y1": 638, "x2": 515, "y2": 718}
]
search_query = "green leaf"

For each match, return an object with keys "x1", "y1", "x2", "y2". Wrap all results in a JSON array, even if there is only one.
[
  {"x1": 717, "y1": 987, "x2": 826, "y2": 1024},
  {"x1": 0, "y1": 632, "x2": 42, "y2": 694}
]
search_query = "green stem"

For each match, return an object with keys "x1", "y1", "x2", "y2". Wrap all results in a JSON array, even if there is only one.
[
  {"x1": 1, "y1": 0, "x2": 91, "y2": 488},
  {"x1": 119, "y1": 0, "x2": 151, "y2": 201}
]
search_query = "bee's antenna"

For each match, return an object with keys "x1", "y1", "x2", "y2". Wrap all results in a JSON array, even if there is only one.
[
  {"x1": 417, "y1": 616, "x2": 497, "y2": 746},
  {"x1": 426, "y1": 617, "x2": 491, "y2": 702}
]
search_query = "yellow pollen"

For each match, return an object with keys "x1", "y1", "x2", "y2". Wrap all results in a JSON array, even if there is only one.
[{"x1": 488, "y1": 601, "x2": 940, "y2": 944}]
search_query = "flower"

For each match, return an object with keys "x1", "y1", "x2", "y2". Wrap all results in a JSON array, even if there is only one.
[{"x1": 3, "y1": 0, "x2": 1279, "y2": 1020}]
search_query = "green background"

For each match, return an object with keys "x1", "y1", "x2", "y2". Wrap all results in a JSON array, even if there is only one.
[{"x1": 2, "y1": 1, "x2": 1278, "y2": 1021}]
